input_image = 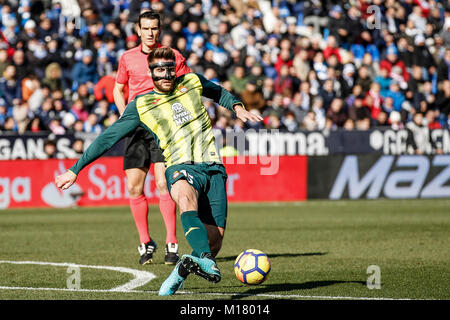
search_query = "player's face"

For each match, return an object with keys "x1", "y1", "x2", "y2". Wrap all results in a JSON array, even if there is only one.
[
  {"x1": 149, "y1": 58, "x2": 176, "y2": 93},
  {"x1": 137, "y1": 18, "x2": 160, "y2": 50}
]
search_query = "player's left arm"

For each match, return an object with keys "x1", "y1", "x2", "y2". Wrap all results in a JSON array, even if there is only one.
[
  {"x1": 197, "y1": 73, "x2": 263, "y2": 123},
  {"x1": 55, "y1": 101, "x2": 141, "y2": 190}
]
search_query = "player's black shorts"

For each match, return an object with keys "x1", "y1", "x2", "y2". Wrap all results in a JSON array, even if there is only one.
[{"x1": 123, "y1": 126, "x2": 165, "y2": 170}]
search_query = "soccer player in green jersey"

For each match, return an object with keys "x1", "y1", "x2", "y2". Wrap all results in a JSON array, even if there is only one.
[{"x1": 55, "y1": 47, "x2": 262, "y2": 295}]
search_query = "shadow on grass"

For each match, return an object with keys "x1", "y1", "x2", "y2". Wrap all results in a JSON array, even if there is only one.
[
  {"x1": 229, "y1": 280, "x2": 367, "y2": 300},
  {"x1": 216, "y1": 252, "x2": 328, "y2": 262}
]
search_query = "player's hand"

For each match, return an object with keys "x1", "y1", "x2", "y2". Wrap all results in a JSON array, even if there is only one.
[
  {"x1": 55, "y1": 170, "x2": 77, "y2": 190},
  {"x1": 234, "y1": 105, "x2": 263, "y2": 123}
]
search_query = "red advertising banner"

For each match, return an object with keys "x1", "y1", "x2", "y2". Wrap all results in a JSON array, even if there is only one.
[{"x1": 0, "y1": 156, "x2": 307, "y2": 209}]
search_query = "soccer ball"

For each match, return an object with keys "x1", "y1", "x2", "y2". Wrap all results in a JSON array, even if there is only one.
[{"x1": 234, "y1": 249, "x2": 271, "y2": 285}]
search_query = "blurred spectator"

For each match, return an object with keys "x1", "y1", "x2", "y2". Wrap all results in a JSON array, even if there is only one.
[
  {"x1": 385, "y1": 81, "x2": 406, "y2": 112},
  {"x1": 70, "y1": 99, "x2": 89, "y2": 122},
  {"x1": 25, "y1": 116, "x2": 48, "y2": 133},
  {"x1": 0, "y1": 65, "x2": 22, "y2": 107},
  {"x1": 83, "y1": 113, "x2": 103, "y2": 134},
  {"x1": 380, "y1": 45, "x2": 410, "y2": 83},
  {"x1": 319, "y1": 79, "x2": 336, "y2": 110},
  {"x1": 44, "y1": 138, "x2": 57, "y2": 158},
  {"x1": 343, "y1": 118, "x2": 355, "y2": 131},
  {"x1": 0, "y1": 49, "x2": 9, "y2": 77},
  {"x1": 374, "y1": 66, "x2": 392, "y2": 99},
  {"x1": 2, "y1": 116, "x2": 16, "y2": 131},
  {"x1": 94, "y1": 69, "x2": 126, "y2": 105},
  {"x1": 12, "y1": 49, "x2": 33, "y2": 81},
  {"x1": 389, "y1": 110, "x2": 404, "y2": 130},
  {"x1": 71, "y1": 138, "x2": 85, "y2": 158},
  {"x1": 71, "y1": 49, "x2": 98, "y2": 91},
  {"x1": 406, "y1": 112, "x2": 441, "y2": 154},
  {"x1": 355, "y1": 65, "x2": 373, "y2": 95},
  {"x1": 240, "y1": 79, "x2": 265, "y2": 112},
  {"x1": 274, "y1": 64, "x2": 294, "y2": 97},
  {"x1": 12, "y1": 102, "x2": 32, "y2": 133},
  {"x1": 366, "y1": 82, "x2": 383, "y2": 121},
  {"x1": 229, "y1": 66, "x2": 248, "y2": 96},
  {"x1": 43, "y1": 63, "x2": 65, "y2": 92},
  {"x1": 301, "y1": 111, "x2": 318, "y2": 131},
  {"x1": 327, "y1": 98, "x2": 347, "y2": 128}
]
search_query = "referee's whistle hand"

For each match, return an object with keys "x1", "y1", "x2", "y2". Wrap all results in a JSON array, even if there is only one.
[{"x1": 55, "y1": 171, "x2": 77, "y2": 190}]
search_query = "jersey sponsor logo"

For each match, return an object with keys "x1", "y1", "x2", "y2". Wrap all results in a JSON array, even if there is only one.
[{"x1": 171, "y1": 102, "x2": 193, "y2": 126}]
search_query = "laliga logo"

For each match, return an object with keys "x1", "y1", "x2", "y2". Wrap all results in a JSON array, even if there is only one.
[{"x1": 41, "y1": 162, "x2": 84, "y2": 208}]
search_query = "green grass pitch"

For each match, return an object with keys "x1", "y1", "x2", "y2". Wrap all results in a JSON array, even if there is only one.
[{"x1": 0, "y1": 200, "x2": 449, "y2": 300}]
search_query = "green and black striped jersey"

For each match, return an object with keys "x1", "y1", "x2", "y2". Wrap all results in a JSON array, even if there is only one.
[{"x1": 69, "y1": 73, "x2": 243, "y2": 175}]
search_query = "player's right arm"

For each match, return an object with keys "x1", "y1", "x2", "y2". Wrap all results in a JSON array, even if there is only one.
[
  {"x1": 113, "y1": 81, "x2": 127, "y2": 114},
  {"x1": 113, "y1": 53, "x2": 129, "y2": 115},
  {"x1": 55, "y1": 100, "x2": 141, "y2": 190}
]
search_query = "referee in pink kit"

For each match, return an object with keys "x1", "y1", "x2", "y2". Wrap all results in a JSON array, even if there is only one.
[{"x1": 113, "y1": 10, "x2": 191, "y2": 265}]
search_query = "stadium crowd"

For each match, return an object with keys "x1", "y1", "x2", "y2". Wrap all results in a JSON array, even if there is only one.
[{"x1": 0, "y1": 0, "x2": 449, "y2": 139}]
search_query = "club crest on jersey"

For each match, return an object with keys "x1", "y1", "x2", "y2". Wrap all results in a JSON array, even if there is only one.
[
  {"x1": 179, "y1": 86, "x2": 188, "y2": 93},
  {"x1": 172, "y1": 102, "x2": 193, "y2": 126}
]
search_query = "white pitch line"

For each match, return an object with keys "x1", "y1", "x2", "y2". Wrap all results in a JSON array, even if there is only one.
[
  {"x1": 0, "y1": 260, "x2": 156, "y2": 292},
  {"x1": 0, "y1": 286, "x2": 416, "y2": 300},
  {"x1": 0, "y1": 260, "x2": 419, "y2": 300}
]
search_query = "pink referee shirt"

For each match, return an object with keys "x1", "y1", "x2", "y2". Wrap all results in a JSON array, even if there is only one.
[{"x1": 116, "y1": 43, "x2": 191, "y2": 103}]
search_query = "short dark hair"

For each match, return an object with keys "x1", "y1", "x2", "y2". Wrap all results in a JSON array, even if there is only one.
[
  {"x1": 138, "y1": 11, "x2": 161, "y2": 29},
  {"x1": 147, "y1": 47, "x2": 175, "y2": 65}
]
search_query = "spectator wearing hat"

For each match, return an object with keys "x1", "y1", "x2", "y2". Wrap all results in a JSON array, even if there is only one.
[
  {"x1": 341, "y1": 63, "x2": 356, "y2": 98},
  {"x1": 380, "y1": 45, "x2": 410, "y2": 82},
  {"x1": 412, "y1": 33, "x2": 436, "y2": 76},
  {"x1": 18, "y1": 19, "x2": 38, "y2": 44},
  {"x1": 71, "y1": 49, "x2": 98, "y2": 91},
  {"x1": 328, "y1": 5, "x2": 349, "y2": 45}
]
